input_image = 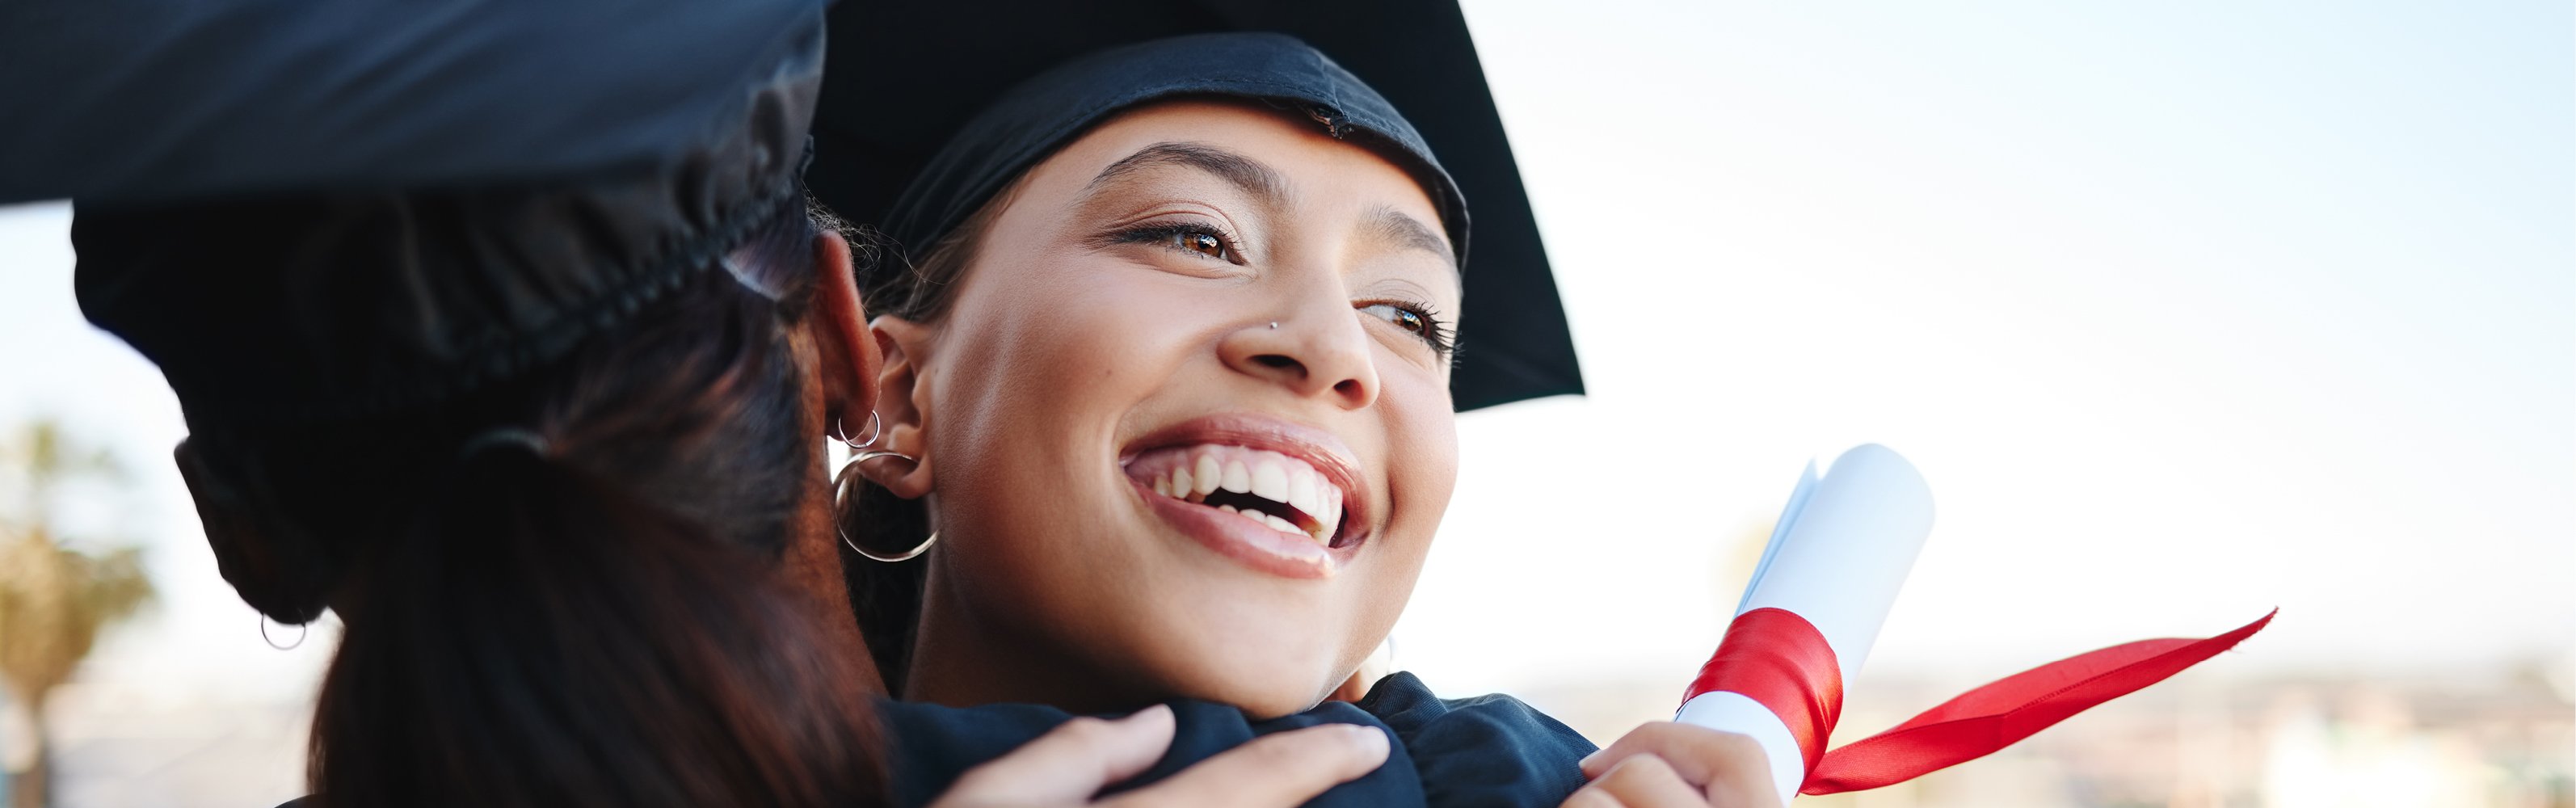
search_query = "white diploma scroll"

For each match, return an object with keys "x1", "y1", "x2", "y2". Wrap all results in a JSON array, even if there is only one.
[{"x1": 1674, "y1": 444, "x2": 1934, "y2": 804}]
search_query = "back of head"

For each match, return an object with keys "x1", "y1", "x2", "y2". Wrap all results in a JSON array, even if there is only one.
[
  {"x1": 70, "y1": 11, "x2": 887, "y2": 805},
  {"x1": 107, "y1": 192, "x2": 883, "y2": 808}
]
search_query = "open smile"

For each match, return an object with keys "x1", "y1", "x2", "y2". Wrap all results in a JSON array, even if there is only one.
[{"x1": 1121, "y1": 415, "x2": 1370, "y2": 579}]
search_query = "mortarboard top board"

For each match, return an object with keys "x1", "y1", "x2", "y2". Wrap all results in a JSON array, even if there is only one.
[
  {"x1": 0, "y1": 0, "x2": 823, "y2": 205},
  {"x1": 807, "y1": 0, "x2": 1582, "y2": 412},
  {"x1": 0, "y1": 0, "x2": 830, "y2": 437}
]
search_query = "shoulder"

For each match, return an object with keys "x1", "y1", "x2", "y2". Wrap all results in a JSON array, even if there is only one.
[
  {"x1": 1356, "y1": 671, "x2": 1598, "y2": 808},
  {"x1": 876, "y1": 699, "x2": 1080, "y2": 807},
  {"x1": 878, "y1": 697, "x2": 1426, "y2": 808}
]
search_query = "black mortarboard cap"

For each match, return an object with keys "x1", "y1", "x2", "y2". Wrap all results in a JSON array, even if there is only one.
[
  {"x1": 808, "y1": 1, "x2": 1581, "y2": 411},
  {"x1": 2, "y1": 0, "x2": 826, "y2": 435}
]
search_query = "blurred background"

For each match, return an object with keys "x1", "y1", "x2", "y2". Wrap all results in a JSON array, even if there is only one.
[{"x1": 0, "y1": 1, "x2": 2566, "y2": 806}]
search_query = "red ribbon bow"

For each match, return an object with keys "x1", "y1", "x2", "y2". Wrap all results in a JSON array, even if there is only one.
[{"x1": 1684, "y1": 608, "x2": 2275, "y2": 795}]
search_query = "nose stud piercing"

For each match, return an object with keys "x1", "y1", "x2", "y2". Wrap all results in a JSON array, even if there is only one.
[{"x1": 1269, "y1": 321, "x2": 1279, "y2": 330}]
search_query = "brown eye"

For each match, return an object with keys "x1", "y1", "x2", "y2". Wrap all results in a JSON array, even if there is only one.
[
  {"x1": 1106, "y1": 222, "x2": 1241, "y2": 264},
  {"x1": 1176, "y1": 230, "x2": 1226, "y2": 259},
  {"x1": 1387, "y1": 307, "x2": 1426, "y2": 334},
  {"x1": 1359, "y1": 302, "x2": 1432, "y2": 337},
  {"x1": 1357, "y1": 301, "x2": 1452, "y2": 355}
]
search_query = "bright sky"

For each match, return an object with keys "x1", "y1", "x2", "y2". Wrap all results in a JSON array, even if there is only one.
[{"x1": 0, "y1": 0, "x2": 2567, "y2": 709}]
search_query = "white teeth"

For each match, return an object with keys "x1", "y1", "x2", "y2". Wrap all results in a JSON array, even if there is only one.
[
  {"x1": 1251, "y1": 459, "x2": 1289, "y2": 504},
  {"x1": 1287, "y1": 469, "x2": 1318, "y2": 524},
  {"x1": 1193, "y1": 454, "x2": 1222, "y2": 495},
  {"x1": 1140, "y1": 446, "x2": 1348, "y2": 542},
  {"x1": 1315, "y1": 487, "x2": 1341, "y2": 539}
]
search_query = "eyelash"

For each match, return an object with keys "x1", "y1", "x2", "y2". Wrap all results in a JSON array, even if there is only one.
[
  {"x1": 1110, "y1": 221, "x2": 1244, "y2": 264},
  {"x1": 1109, "y1": 222, "x2": 1453, "y2": 356},
  {"x1": 1360, "y1": 298, "x2": 1456, "y2": 357}
]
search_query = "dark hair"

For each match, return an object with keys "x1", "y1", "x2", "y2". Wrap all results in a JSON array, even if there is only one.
[
  {"x1": 837, "y1": 181, "x2": 1021, "y2": 694},
  {"x1": 186, "y1": 200, "x2": 885, "y2": 807}
]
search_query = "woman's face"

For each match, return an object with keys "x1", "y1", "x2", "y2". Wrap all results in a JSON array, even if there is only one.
[{"x1": 885, "y1": 100, "x2": 1462, "y2": 717}]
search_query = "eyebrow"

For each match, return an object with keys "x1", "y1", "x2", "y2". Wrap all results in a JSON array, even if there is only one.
[
  {"x1": 1360, "y1": 205, "x2": 1458, "y2": 269},
  {"x1": 1084, "y1": 141, "x2": 1291, "y2": 211},
  {"x1": 1085, "y1": 141, "x2": 1458, "y2": 269}
]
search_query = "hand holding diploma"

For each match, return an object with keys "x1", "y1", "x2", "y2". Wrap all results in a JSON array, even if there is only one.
[{"x1": 1677, "y1": 445, "x2": 2273, "y2": 804}]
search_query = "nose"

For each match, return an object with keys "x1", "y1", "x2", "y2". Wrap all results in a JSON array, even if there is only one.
[{"x1": 1220, "y1": 302, "x2": 1381, "y2": 410}]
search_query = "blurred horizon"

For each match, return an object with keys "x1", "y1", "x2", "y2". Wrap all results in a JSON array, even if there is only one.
[{"x1": 1, "y1": 0, "x2": 2568, "y2": 805}]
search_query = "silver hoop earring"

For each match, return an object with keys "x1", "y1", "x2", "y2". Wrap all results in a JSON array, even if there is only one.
[
  {"x1": 855, "y1": 529, "x2": 939, "y2": 563},
  {"x1": 260, "y1": 614, "x2": 308, "y2": 650},
  {"x1": 834, "y1": 412, "x2": 883, "y2": 449},
  {"x1": 832, "y1": 447, "x2": 938, "y2": 562}
]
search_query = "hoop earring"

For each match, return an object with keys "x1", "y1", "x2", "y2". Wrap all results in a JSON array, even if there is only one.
[
  {"x1": 832, "y1": 446, "x2": 938, "y2": 562},
  {"x1": 833, "y1": 411, "x2": 883, "y2": 449},
  {"x1": 260, "y1": 614, "x2": 308, "y2": 650}
]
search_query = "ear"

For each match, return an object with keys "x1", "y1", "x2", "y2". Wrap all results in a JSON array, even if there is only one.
[
  {"x1": 175, "y1": 439, "x2": 330, "y2": 624},
  {"x1": 863, "y1": 315, "x2": 937, "y2": 500},
  {"x1": 810, "y1": 231, "x2": 886, "y2": 435}
]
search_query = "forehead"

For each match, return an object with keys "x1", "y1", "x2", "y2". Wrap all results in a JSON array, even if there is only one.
[{"x1": 1026, "y1": 99, "x2": 1454, "y2": 246}]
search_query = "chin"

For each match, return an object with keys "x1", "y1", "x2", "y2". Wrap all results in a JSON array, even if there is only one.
[
  {"x1": 1120, "y1": 622, "x2": 1356, "y2": 719},
  {"x1": 1179, "y1": 667, "x2": 1340, "y2": 720}
]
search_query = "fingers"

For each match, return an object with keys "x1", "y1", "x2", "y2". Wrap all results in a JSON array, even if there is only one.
[
  {"x1": 1561, "y1": 754, "x2": 1705, "y2": 808},
  {"x1": 1578, "y1": 722, "x2": 1779, "y2": 808},
  {"x1": 933, "y1": 705, "x2": 1179, "y2": 806},
  {"x1": 1100, "y1": 722, "x2": 1391, "y2": 808}
]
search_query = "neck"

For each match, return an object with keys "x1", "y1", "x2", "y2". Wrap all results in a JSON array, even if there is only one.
[{"x1": 901, "y1": 567, "x2": 1150, "y2": 713}]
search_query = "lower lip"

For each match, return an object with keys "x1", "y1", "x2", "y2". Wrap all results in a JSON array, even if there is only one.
[{"x1": 1134, "y1": 481, "x2": 1342, "y2": 579}]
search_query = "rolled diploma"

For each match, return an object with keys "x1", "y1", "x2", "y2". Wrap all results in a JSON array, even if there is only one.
[{"x1": 1673, "y1": 444, "x2": 1934, "y2": 804}]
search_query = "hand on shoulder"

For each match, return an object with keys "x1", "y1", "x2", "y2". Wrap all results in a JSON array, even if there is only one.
[{"x1": 929, "y1": 704, "x2": 1392, "y2": 808}]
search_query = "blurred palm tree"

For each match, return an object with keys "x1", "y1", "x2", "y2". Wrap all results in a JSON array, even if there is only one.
[{"x1": 0, "y1": 421, "x2": 154, "y2": 808}]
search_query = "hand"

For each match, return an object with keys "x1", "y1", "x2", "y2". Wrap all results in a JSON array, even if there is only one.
[
  {"x1": 1561, "y1": 722, "x2": 1780, "y2": 808},
  {"x1": 929, "y1": 704, "x2": 1393, "y2": 808}
]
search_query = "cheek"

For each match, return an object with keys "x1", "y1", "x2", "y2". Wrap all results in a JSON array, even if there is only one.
[
  {"x1": 1345, "y1": 377, "x2": 1461, "y2": 646},
  {"x1": 920, "y1": 254, "x2": 1219, "y2": 599},
  {"x1": 1381, "y1": 368, "x2": 1463, "y2": 549},
  {"x1": 932, "y1": 261, "x2": 1197, "y2": 460},
  {"x1": 945, "y1": 261, "x2": 1209, "y2": 407}
]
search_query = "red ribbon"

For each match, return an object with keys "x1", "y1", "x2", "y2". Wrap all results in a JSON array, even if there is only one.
[
  {"x1": 1683, "y1": 608, "x2": 2275, "y2": 795},
  {"x1": 1683, "y1": 608, "x2": 1843, "y2": 772}
]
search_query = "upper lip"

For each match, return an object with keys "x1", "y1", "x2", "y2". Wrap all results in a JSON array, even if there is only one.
[{"x1": 1121, "y1": 413, "x2": 1372, "y2": 546}]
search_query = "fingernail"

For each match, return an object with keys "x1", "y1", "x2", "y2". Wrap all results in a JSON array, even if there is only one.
[
  {"x1": 1577, "y1": 750, "x2": 1601, "y2": 769},
  {"x1": 1345, "y1": 725, "x2": 1390, "y2": 757},
  {"x1": 1125, "y1": 703, "x2": 1174, "y2": 724}
]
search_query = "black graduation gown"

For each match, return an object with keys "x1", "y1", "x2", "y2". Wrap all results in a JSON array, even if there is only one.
[
  {"x1": 272, "y1": 673, "x2": 1592, "y2": 808},
  {"x1": 881, "y1": 672, "x2": 1595, "y2": 808}
]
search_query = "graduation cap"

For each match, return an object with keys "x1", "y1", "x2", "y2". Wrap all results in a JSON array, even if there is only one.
[
  {"x1": 0, "y1": 0, "x2": 830, "y2": 434},
  {"x1": 808, "y1": 0, "x2": 1581, "y2": 411}
]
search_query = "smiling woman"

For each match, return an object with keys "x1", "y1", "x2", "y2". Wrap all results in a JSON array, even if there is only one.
[
  {"x1": 827, "y1": 30, "x2": 1777, "y2": 808},
  {"x1": 856, "y1": 99, "x2": 1467, "y2": 716}
]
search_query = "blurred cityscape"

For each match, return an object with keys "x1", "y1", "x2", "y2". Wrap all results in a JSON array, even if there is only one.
[
  {"x1": 1524, "y1": 659, "x2": 2575, "y2": 808},
  {"x1": 0, "y1": 646, "x2": 2564, "y2": 806}
]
